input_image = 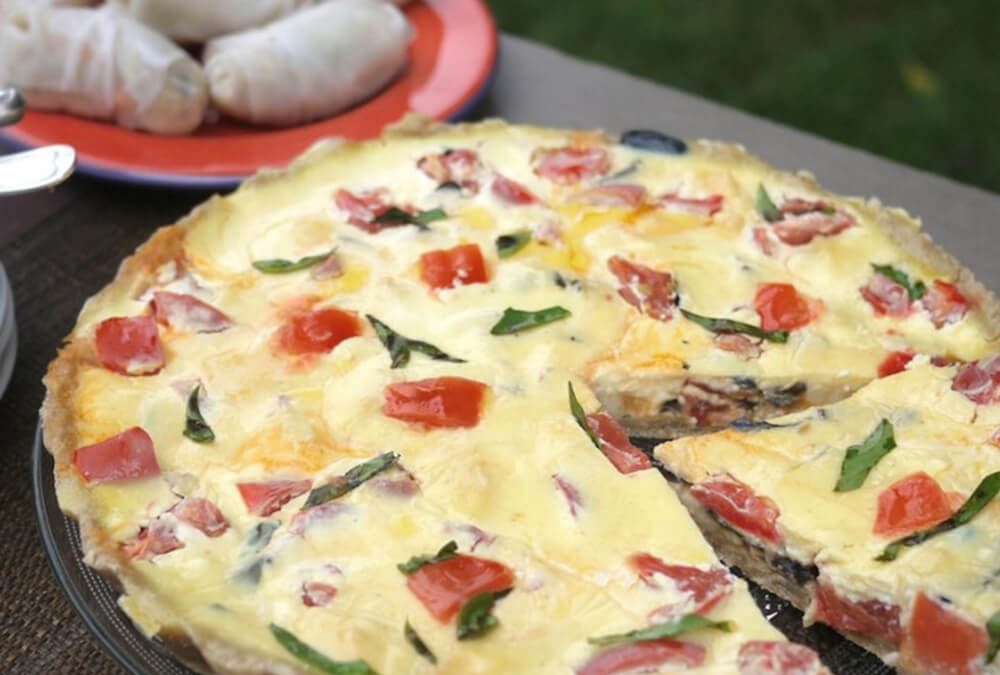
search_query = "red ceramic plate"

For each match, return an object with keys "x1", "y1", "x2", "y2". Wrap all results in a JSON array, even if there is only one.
[{"x1": 0, "y1": 0, "x2": 497, "y2": 189}]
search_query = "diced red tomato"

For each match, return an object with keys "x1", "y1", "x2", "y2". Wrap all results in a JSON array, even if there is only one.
[
  {"x1": 585, "y1": 412, "x2": 652, "y2": 474},
  {"x1": 904, "y1": 592, "x2": 988, "y2": 675},
  {"x1": 95, "y1": 316, "x2": 165, "y2": 376},
  {"x1": 572, "y1": 184, "x2": 647, "y2": 208},
  {"x1": 755, "y1": 283, "x2": 820, "y2": 332},
  {"x1": 533, "y1": 146, "x2": 611, "y2": 185},
  {"x1": 123, "y1": 520, "x2": 183, "y2": 561},
  {"x1": 171, "y1": 497, "x2": 229, "y2": 537},
  {"x1": 714, "y1": 333, "x2": 763, "y2": 360},
  {"x1": 737, "y1": 641, "x2": 825, "y2": 675},
  {"x1": 237, "y1": 479, "x2": 312, "y2": 517},
  {"x1": 861, "y1": 273, "x2": 913, "y2": 318},
  {"x1": 810, "y1": 579, "x2": 902, "y2": 645},
  {"x1": 73, "y1": 427, "x2": 160, "y2": 485},
  {"x1": 873, "y1": 472, "x2": 955, "y2": 538},
  {"x1": 275, "y1": 308, "x2": 361, "y2": 356},
  {"x1": 629, "y1": 553, "x2": 733, "y2": 615},
  {"x1": 552, "y1": 474, "x2": 583, "y2": 517},
  {"x1": 150, "y1": 291, "x2": 232, "y2": 334},
  {"x1": 877, "y1": 350, "x2": 915, "y2": 378},
  {"x1": 406, "y1": 554, "x2": 515, "y2": 622},
  {"x1": 952, "y1": 360, "x2": 1000, "y2": 404},
  {"x1": 417, "y1": 149, "x2": 482, "y2": 192},
  {"x1": 383, "y1": 376, "x2": 488, "y2": 429},
  {"x1": 690, "y1": 475, "x2": 783, "y2": 545},
  {"x1": 578, "y1": 640, "x2": 706, "y2": 675},
  {"x1": 491, "y1": 174, "x2": 539, "y2": 205},
  {"x1": 335, "y1": 188, "x2": 394, "y2": 232},
  {"x1": 419, "y1": 243, "x2": 489, "y2": 290},
  {"x1": 607, "y1": 255, "x2": 676, "y2": 322},
  {"x1": 302, "y1": 581, "x2": 338, "y2": 608},
  {"x1": 923, "y1": 280, "x2": 970, "y2": 329},
  {"x1": 657, "y1": 193, "x2": 724, "y2": 216}
]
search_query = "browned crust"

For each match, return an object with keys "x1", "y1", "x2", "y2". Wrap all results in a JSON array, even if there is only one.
[{"x1": 39, "y1": 114, "x2": 1000, "y2": 674}]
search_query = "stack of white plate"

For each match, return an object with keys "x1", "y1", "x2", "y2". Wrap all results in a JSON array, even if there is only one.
[{"x1": 0, "y1": 262, "x2": 16, "y2": 399}]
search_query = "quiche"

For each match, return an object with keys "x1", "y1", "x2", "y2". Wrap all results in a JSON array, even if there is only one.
[
  {"x1": 656, "y1": 359, "x2": 1000, "y2": 675},
  {"x1": 41, "y1": 117, "x2": 1000, "y2": 675}
]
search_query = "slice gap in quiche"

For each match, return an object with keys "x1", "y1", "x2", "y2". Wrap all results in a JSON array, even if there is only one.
[
  {"x1": 40, "y1": 117, "x2": 1000, "y2": 674},
  {"x1": 655, "y1": 358, "x2": 1000, "y2": 674}
]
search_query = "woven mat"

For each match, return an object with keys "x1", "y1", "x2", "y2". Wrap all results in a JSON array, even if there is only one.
[
  {"x1": 0, "y1": 179, "x2": 890, "y2": 674},
  {"x1": 0, "y1": 180, "x2": 202, "y2": 674}
]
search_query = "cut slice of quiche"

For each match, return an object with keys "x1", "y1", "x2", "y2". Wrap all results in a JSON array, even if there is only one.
[
  {"x1": 42, "y1": 117, "x2": 1000, "y2": 673},
  {"x1": 655, "y1": 359, "x2": 1000, "y2": 674}
]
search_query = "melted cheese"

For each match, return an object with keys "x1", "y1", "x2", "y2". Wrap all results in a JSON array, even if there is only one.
[{"x1": 55, "y1": 121, "x2": 999, "y2": 673}]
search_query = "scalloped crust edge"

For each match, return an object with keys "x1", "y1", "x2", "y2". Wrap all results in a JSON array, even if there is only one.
[{"x1": 40, "y1": 114, "x2": 1000, "y2": 674}]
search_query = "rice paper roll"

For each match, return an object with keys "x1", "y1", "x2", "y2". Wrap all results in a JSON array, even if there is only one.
[
  {"x1": 108, "y1": 0, "x2": 315, "y2": 43},
  {"x1": 204, "y1": 0, "x2": 412, "y2": 127},
  {"x1": 0, "y1": 5, "x2": 207, "y2": 134}
]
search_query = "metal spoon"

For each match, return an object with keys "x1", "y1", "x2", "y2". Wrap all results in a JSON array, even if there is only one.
[
  {"x1": 0, "y1": 145, "x2": 76, "y2": 196},
  {"x1": 0, "y1": 87, "x2": 25, "y2": 127},
  {"x1": 0, "y1": 87, "x2": 77, "y2": 194}
]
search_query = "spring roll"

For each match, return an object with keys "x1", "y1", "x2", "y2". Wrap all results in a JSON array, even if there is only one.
[
  {"x1": 108, "y1": 0, "x2": 315, "y2": 43},
  {"x1": 204, "y1": 0, "x2": 412, "y2": 127},
  {"x1": 0, "y1": 4, "x2": 208, "y2": 135}
]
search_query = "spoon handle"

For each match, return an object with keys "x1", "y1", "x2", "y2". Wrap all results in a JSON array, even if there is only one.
[
  {"x1": 0, "y1": 145, "x2": 76, "y2": 196},
  {"x1": 0, "y1": 87, "x2": 25, "y2": 128}
]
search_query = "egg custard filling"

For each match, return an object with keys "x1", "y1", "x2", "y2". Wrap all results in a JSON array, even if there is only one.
[{"x1": 43, "y1": 119, "x2": 1000, "y2": 674}]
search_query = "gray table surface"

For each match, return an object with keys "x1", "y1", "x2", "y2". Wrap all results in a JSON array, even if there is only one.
[{"x1": 0, "y1": 33, "x2": 996, "y2": 675}]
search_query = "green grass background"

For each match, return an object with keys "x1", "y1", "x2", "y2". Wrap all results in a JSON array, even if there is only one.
[{"x1": 488, "y1": 0, "x2": 1000, "y2": 193}]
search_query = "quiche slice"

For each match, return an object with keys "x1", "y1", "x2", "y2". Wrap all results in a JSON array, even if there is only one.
[
  {"x1": 40, "y1": 117, "x2": 999, "y2": 674},
  {"x1": 655, "y1": 360, "x2": 1000, "y2": 674}
]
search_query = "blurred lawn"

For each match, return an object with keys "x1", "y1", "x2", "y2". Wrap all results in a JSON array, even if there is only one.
[{"x1": 488, "y1": 0, "x2": 1000, "y2": 193}]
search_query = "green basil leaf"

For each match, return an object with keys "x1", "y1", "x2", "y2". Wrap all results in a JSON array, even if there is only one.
[
  {"x1": 372, "y1": 207, "x2": 447, "y2": 228},
  {"x1": 413, "y1": 208, "x2": 447, "y2": 226},
  {"x1": 490, "y1": 306, "x2": 571, "y2": 335},
  {"x1": 834, "y1": 419, "x2": 896, "y2": 492},
  {"x1": 871, "y1": 263, "x2": 927, "y2": 300},
  {"x1": 182, "y1": 385, "x2": 215, "y2": 443},
  {"x1": 366, "y1": 315, "x2": 464, "y2": 368},
  {"x1": 568, "y1": 382, "x2": 600, "y2": 449},
  {"x1": 270, "y1": 624, "x2": 376, "y2": 675},
  {"x1": 987, "y1": 609, "x2": 1000, "y2": 664},
  {"x1": 680, "y1": 308, "x2": 789, "y2": 343},
  {"x1": 252, "y1": 249, "x2": 334, "y2": 274},
  {"x1": 304, "y1": 452, "x2": 400, "y2": 508},
  {"x1": 877, "y1": 471, "x2": 1000, "y2": 562},
  {"x1": 404, "y1": 621, "x2": 437, "y2": 664},
  {"x1": 756, "y1": 184, "x2": 782, "y2": 223},
  {"x1": 495, "y1": 230, "x2": 533, "y2": 259},
  {"x1": 588, "y1": 614, "x2": 733, "y2": 647},
  {"x1": 397, "y1": 541, "x2": 459, "y2": 575},
  {"x1": 456, "y1": 589, "x2": 512, "y2": 640}
]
